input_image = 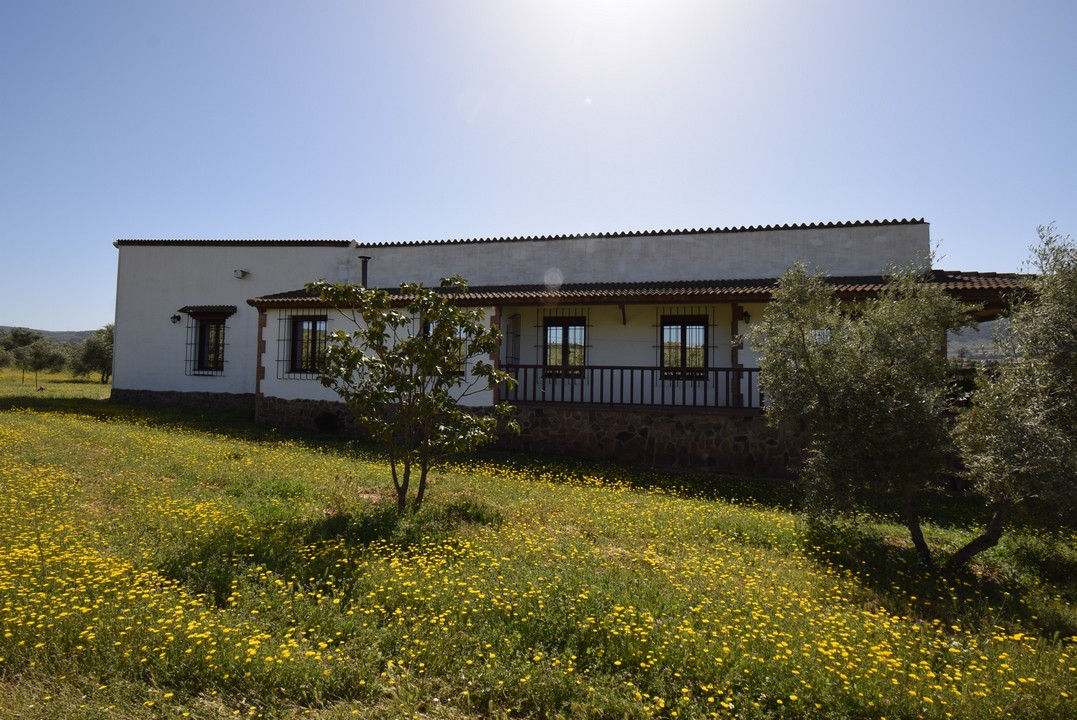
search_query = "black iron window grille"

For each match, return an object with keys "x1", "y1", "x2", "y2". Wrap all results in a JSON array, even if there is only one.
[{"x1": 277, "y1": 313, "x2": 328, "y2": 380}]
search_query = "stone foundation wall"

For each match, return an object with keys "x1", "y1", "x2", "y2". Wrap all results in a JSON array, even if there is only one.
[
  {"x1": 499, "y1": 405, "x2": 807, "y2": 478},
  {"x1": 254, "y1": 395, "x2": 366, "y2": 437},
  {"x1": 110, "y1": 389, "x2": 255, "y2": 416},
  {"x1": 115, "y1": 390, "x2": 804, "y2": 478}
]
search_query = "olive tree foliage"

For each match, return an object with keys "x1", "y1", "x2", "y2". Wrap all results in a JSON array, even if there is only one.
[
  {"x1": 1, "y1": 328, "x2": 66, "y2": 381},
  {"x1": 748, "y1": 263, "x2": 970, "y2": 566},
  {"x1": 951, "y1": 225, "x2": 1076, "y2": 571},
  {"x1": 14, "y1": 338, "x2": 68, "y2": 384},
  {"x1": 310, "y1": 275, "x2": 517, "y2": 514},
  {"x1": 1, "y1": 327, "x2": 41, "y2": 371},
  {"x1": 0, "y1": 329, "x2": 25, "y2": 371},
  {"x1": 0, "y1": 327, "x2": 44, "y2": 352},
  {"x1": 71, "y1": 324, "x2": 115, "y2": 383}
]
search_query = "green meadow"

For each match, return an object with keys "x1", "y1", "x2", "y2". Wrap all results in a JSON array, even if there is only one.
[{"x1": 0, "y1": 370, "x2": 1074, "y2": 718}]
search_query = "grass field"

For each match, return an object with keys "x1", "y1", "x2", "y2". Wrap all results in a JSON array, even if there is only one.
[{"x1": 0, "y1": 369, "x2": 1074, "y2": 718}]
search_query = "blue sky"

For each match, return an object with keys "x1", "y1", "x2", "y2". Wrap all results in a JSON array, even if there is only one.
[{"x1": 2, "y1": 0, "x2": 1074, "y2": 331}]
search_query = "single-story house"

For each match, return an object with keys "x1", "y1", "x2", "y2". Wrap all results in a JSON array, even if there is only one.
[{"x1": 112, "y1": 219, "x2": 1021, "y2": 476}]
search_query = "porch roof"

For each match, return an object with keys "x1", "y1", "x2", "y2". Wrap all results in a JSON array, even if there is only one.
[{"x1": 247, "y1": 270, "x2": 1025, "y2": 316}]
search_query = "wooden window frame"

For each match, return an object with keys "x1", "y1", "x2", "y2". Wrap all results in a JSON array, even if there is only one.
[
  {"x1": 289, "y1": 315, "x2": 328, "y2": 374},
  {"x1": 660, "y1": 314, "x2": 708, "y2": 379},
  {"x1": 195, "y1": 317, "x2": 226, "y2": 372},
  {"x1": 543, "y1": 316, "x2": 586, "y2": 378}
]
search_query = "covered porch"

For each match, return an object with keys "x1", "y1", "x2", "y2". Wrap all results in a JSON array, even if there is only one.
[{"x1": 479, "y1": 270, "x2": 1020, "y2": 413}]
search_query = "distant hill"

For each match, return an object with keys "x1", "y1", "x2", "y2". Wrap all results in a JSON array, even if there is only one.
[
  {"x1": 0, "y1": 327, "x2": 96, "y2": 345},
  {"x1": 948, "y1": 319, "x2": 1007, "y2": 361}
]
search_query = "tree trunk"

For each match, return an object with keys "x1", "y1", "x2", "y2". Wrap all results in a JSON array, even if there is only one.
[
  {"x1": 396, "y1": 463, "x2": 410, "y2": 515},
  {"x1": 945, "y1": 500, "x2": 1013, "y2": 574},
  {"x1": 411, "y1": 419, "x2": 434, "y2": 514},
  {"x1": 388, "y1": 455, "x2": 406, "y2": 515},
  {"x1": 412, "y1": 463, "x2": 428, "y2": 514},
  {"x1": 902, "y1": 486, "x2": 934, "y2": 568}
]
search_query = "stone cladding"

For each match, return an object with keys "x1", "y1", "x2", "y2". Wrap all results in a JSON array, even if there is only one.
[
  {"x1": 109, "y1": 389, "x2": 255, "y2": 415},
  {"x1": 499, "y1": 405, "x2": 806, "y2": 478},
  {"x1": 112, "y1": 390, "x2": 804, "y2": 479}
]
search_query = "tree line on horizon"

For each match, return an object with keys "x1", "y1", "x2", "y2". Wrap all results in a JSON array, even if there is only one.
[{"x1": 0, "y1": 324, "x2": 113, "y2": 384}]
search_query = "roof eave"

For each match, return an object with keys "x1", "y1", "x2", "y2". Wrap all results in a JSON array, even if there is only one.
[{"x1": 247, "y1": 271, "x2": 1027, "y2": 310}]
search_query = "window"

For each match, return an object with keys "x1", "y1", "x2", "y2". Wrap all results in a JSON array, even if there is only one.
[
  {"x1": 181, "y1": 305, "x2": 236, "y2": 376},
  {"x1": 290, "y1": 316, "x2": 327, "y2": 373},
  {"x1": 196, "y1": 317, "x2": 226, "y2": 372},
  {"x1": 504, "y1": 313, "x2": 521, "y2": 365},
  {"x1": 544, "y1": 316, "x2": 586, "y2": 374},
  {"x1": 661, "y1": 315, "x2": 707, "y2": 376}
]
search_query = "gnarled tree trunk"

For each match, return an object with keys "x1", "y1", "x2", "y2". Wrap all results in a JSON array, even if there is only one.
[
  {"x1": 945, "y1": 500, "x2": 1013, "y2": 574},
  {"x1": 902, "y1": 486, "x2": 934, "y2": 568}
]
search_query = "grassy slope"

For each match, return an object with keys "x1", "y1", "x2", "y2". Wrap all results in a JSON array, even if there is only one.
[
  {"x1": 0, "y1": 371, "x2": 1074, "y2": 719},
  {"x1": 0, "y1": 368, "x2": 112, "y2": 400}
]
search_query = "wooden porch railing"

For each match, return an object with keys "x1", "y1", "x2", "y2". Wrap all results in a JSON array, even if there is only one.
[{"x1": 501, "y1": 364, "x2": 762, "y2": 409}]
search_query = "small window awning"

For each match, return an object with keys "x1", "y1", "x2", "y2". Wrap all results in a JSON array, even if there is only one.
[{"x1": 178, "y1": 305, "x2": 238, "y2": 317}]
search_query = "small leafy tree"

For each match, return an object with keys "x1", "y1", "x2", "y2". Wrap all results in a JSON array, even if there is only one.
[
  {"x1": 14, "y1": 338, "x2": 68, "y2": 385},
  {"x1": 310, "y1": 275, "x2": 517, "y2": 514},
  {"x1": 2, "y1": 327, "x2": 44, "y2": 380},
  {"x1": 951, "y1": 224, "x2": 1075, "y2": 571},
  {"x1": 72, "y1": 324, "x2": 115, "y2": 383},
  {"x1": 748, "y1": 263, "x2": 970, "y2": 566}
]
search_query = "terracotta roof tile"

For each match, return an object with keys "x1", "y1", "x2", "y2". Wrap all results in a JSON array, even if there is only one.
[
  {"x1": 114, "y1": 219, "x2": 923, "y2": 250},
  {"x1": 354, "y1": 218, "x2": 927, "y2": 249},
  {"x1": 114, "y1": 239, "x2": 354, "y2": 247},
  {"x1": 248, "y1": 271, "x2": 1026, "y2": 309}
]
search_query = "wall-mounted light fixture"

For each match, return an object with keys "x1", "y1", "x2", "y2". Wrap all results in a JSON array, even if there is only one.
[
  {"x1": 170, "y1": 314, "x2": 182, "y2": 324},
  {"x1": 233, "y1": 269, "x2": 250, "y2": 279},
  {"x1": 741, "y1": 310, "x2": 751, "y2": 325}
]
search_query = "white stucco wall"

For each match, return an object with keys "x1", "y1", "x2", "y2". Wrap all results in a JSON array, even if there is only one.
[
  {"x1": 256, "y1": 306, "x2": 496, "y2": 406},
  {"x1": 737, "y1": 302, "x2": 767, "y2": 366},
  {"x1": 359, "y1": 223, "x2": 930, "y2": 289},
  {"x1": 113, "y1": 242, "x2": 360, "y2": 394}
]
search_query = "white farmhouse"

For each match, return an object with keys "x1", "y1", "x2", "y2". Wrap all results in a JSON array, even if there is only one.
[{"x1": 112, "y1": 219, "x2": 1019, "y2": 476}]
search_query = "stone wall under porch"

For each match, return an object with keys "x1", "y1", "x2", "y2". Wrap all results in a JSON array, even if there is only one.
[
  {"x1": 500, "y1": 404, "x2": 806, "y2": 479},
  {"x1": 251, "y1": 397, "x2": 807, "y2": 479},
  {"x1": 112, "y1": 390, "x2": 805, "y2": 479}
]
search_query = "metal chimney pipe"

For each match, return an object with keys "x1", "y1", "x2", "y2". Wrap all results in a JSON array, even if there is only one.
[{"x1": 357, "y1": 255, "x2": 371, "y2": 287}]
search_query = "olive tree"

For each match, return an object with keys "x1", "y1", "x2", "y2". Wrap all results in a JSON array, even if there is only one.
[
  {"x1": 748, "y1": 264, "x2": 970, "y2": 566},
  {"x1": 13, "y1": 338, "x2": 68, "y2": 385},
  {"x1": 310, "y1": 275, "x2": 517, "y2": 514},
  {"x1": 2, "y1": 328, "x2": 43, "y2": 379},
  {"x1": 72, "y1": 324, "x2": 114, "y2": 383},
  {"x1": 951, "y1": 225, "x2": 1076, "y2": 571}
]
